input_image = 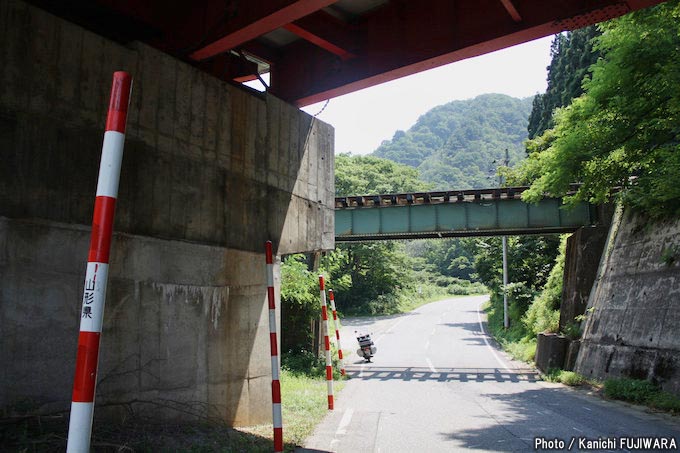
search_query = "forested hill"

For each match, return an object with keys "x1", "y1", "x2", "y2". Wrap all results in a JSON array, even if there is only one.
[{"x1": 373, "y1": 93, "x2": 534, "y2": 190}]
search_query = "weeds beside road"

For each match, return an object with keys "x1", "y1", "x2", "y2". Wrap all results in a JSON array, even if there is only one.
[{"x1": 1, "y1": 367, "x2": 346, "y2": 452}]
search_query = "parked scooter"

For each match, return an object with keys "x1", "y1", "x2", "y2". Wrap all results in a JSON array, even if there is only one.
[{"x1": 355, "y1": 332, "x2": 377, "y2": 362}]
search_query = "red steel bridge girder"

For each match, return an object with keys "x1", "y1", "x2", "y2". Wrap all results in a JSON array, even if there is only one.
[
  {"x1": 27, "y1": 0, "x2": 666, "y2": 106},
  {"x1": 270, "y1": 0, "x2": 664, "y2": 105}
]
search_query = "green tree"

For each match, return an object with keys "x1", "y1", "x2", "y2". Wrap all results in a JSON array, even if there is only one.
[
  {"x1": 474, "y1": 235, "x2": 560, "y2": 333},
  {"x1": 280, "y1": 254, "x2": 319, "y2": 352},
  {"x1": 374, "y1": 94, "x2": 534, "y2": 189},
  {"x1": 335, "y1": 153, "x2": 429, "y2": 196},
  {"x1": 406, "y1": 238, "x2": 479, "y2": 280},
  {"x1": 527, "y1": 26, "x2": 601, "y2": 140},
  {"x1": 331, "y1": 154, "x2": 432, "y2": 314},
  {"x1": 523, "y1": 236, "x2": 567, "y2": 336},
  {"x1": 520, "y1": 2, "x2": 680, "y2": 219}
]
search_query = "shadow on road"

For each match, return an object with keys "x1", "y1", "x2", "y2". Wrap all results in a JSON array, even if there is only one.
[
  {"x1": 345, "y1": 366, "x2": 540, "y2": 383},
  {"x1": 438, "y1": 387, "x2": 680, "y2": 451},
  {"x1": 438, "y1": 321, "x2": 483, "y2": 333},
  {"x1": 341, "y1": 312, "x2": 419, "y2": 327}
]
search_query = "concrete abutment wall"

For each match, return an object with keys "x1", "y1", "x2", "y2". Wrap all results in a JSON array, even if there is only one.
[
  {"x1": 0, "y1": 0, "x2": 334, "y2": 425},
  {"x1": 575, "y1": 208, "x2": 680, "y2": 393}
]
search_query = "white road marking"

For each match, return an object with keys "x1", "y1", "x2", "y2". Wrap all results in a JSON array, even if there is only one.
[
  {"x1": 375, "y1": 316, "x2": 406, "y2": 343},
  {"x1": 336, "y1": 408, "x2": 354, "y2": 435},
  {"x1": 424, "y1": 339, "x2": 430, "y2": 350},
  {"x1": 426, "y1": 357, "x2": 437, "y2": 373},
  {"x1": 359, "y1": 363, "x2": 365, "y2": 378},
  {"x1": 476, "y1": 299, "x2": 512, "y2": 373}
]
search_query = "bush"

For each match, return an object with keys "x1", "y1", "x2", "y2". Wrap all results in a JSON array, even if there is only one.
[
  {"x1": 604, "y1": 378, "x2": 658, "y2": 403},
  {"x1": 523, "y1": 236, "x2": 567, "y2": 336},
  {"x1": 543, "y1": 369, "x2": 587, "y2": 386},
  {"x1": 603, "y1": 377, "x2": 680, "y2": 414},
  {"x1": 648, "y1": 391, "x2": 680, "y2": 413},
  {"x1": 281, "y1": 349, "x2": 344, "y2": 380},
  {"x1": 504, "y1": 338, "x2": 537, "y2": 362},
  {"x1": 560, "y1": 371, "x2": 586, "y2": 386}
]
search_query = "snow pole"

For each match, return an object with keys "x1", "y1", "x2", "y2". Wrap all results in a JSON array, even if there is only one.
[
  {"x1": 265, "y1": 241, "x2": 284, "y2": 452},
  {"x1": 319, "y1": 275, "x2": 334, "y2": 410},
  {"x1": 327, "y1": 289, "x2": 345, "y2": 376},
  {"x1": 67, "y1": 71, "x2": 132, "y2": 453}
]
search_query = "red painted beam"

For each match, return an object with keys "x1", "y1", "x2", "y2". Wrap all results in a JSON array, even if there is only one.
[
  {"x1": 499, "y1": 0, "x2": 522, "y2": 22},
  {"x1": 283, "y1": 23, "x2": 355, "y2": 60},
  {"x1": 283, "y1": 10, "x2": 357, "y2": 60},
  {"x1": 190, "y1": 0, "x2": 338, "y2": 61},
  {"x1": 269, "y1": 0, "x2": 666, "y2": 106}
]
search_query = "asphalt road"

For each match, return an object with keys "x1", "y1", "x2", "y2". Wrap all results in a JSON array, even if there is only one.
[{"x1": 297, "y1": 295, "x2": 680, "y2": 452}]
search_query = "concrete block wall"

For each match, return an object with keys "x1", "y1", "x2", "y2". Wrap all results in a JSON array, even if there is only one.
[
  {"x1": 0, "y1": 0, "x2": 334, "y2": 425},
  {"x1": 559, "y1": 206, "x2": 613, "y2": 332},
  {"x1": 576, "y1": 208, "x2": 680, "y2": 393}
]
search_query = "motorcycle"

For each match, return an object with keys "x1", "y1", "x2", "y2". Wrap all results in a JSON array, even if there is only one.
[{"x1": 355, "y1": 332, "x2": 377, "y2": 362}]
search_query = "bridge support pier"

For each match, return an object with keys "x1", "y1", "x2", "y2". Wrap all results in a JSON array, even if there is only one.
[{"x1": 0, "y1": 0, "x2": 334, "y2": 428}]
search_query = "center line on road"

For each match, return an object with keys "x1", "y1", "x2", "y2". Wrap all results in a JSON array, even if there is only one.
[
  {"x1": 376, "y1": 316, "x2": 407, "y2": 343},
  {"x1": 426, "y1": 357, "x2": 437, "y2": 373},
  {"x1": 359, "y1": 364, "x2": 365, "y2": 378}
]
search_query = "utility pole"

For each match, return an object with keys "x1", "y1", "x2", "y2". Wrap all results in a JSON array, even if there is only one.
[{"x1": 501, "y1": 149, "x2": 510, "y2": 329}]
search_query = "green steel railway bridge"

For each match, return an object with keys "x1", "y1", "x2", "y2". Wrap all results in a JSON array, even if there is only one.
[{"x1": 335, "y1": 186, "x2": 598, "y2": 242}]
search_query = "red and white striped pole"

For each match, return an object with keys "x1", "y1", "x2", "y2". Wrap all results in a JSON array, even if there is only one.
[
  {"x1": 319, "y1": 275, "x2": 334, "y2": 410},
  {"x1": 266, "y1": 241, "x2": 284, "y2": 453},
  {"x1": 67, "y1": 72, "x2": 132, "y2": 452},
  {"x1": 327, "y1": 289, "x2": 345, "y2": 376}
]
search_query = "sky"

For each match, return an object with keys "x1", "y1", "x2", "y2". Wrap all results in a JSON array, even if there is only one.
[{"x1": 298, "y1": 36, "x2": 554, "y2": 156}]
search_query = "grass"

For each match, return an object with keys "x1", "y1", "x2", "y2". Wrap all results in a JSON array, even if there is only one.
[
  {"x1": 1, "y1": 367, "x2": 346, "y2": 452},
  {"x1": 483, "y1": 300, "x2": 538, "y2": 363},
  {"x1": 0, "y1": 414, "x2": 275, "y2": 452},
  {"x1": 398, "y1": 291, "x2": 488, "y2": 314},
  {"x1": 243, "y1": 369, "x2": 346, "y2": 450},
  {"x1": 603, "y1": 377, "x2": 680, "y2": 413},
  {"x1": 539, "y1": 373, "x2": 680, "y2": 415},
  {"x1": 542, "y1": 369, "x2": 590, "y2": 386},
  {"x1": 282, "y1": 369, "x2": 345, "y2": 446}
]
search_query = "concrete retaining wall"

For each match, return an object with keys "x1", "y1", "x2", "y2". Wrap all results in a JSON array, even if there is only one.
[
  {"x1": 559, "y1": 207, "x2": 613, "y2": 332},
  {"x1": 576, "y1": 208, "x2": 680, "y2": 393},
  {"x1": 0, "y1": 0, "x2": 334, "y2": 425}
]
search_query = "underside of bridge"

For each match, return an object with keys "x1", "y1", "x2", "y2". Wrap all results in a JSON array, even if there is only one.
[{"x1": 28, "y1": 0, "x2": 663, "y2": 106}]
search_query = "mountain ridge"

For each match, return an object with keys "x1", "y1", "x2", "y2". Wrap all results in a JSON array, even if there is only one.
[{"x1": 372, "y1": 93, "x2": 534, "y2": 189}]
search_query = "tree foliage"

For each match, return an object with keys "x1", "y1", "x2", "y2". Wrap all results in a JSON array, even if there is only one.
[
  {"x1": 520, "y1": 2, "x2": 680, "y2": 219},
  {"x1": 406, "y1": 238, "x2": 479, "y2": 281},
  {"x1": 523, "y1": 236, "x2": 567, "y2": 336},
  {"x1": 335, "y1": 153, "x2": 430, "y2": 195},
  {"x1": 331, "y1": 155, "x2": 431, "y2": 314},
  {"x1": 527, "y1": 26, "x2": 601, "y2": 140},
  {"x1": 374, "y1": 94, "x2": 533, "y2": 189}
]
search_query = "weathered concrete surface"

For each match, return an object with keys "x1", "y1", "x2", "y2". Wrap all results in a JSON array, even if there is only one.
[
  {"x1": 0, "y1": 0, "x2": 334, "y2": 425},
  {"x1": 559, "y1": 206, "x2": 613, "y2": 332},
  {"x1": 576, "y1": 208, "x2": 680, "y2": 393},
  {"x1": 0, "y1": 217, "x2": 278, "y2": 424},
  {"x1": 535, "y1": 333, "x2": 569, "y2": 373}
]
